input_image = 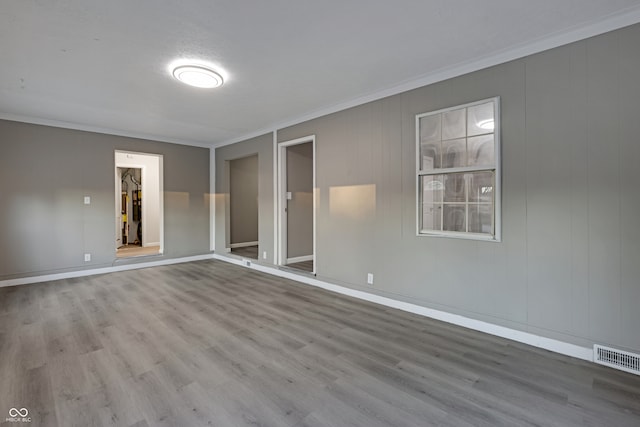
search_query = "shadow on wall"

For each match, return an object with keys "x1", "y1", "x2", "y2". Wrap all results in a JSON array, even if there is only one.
[
  {"x1": 8, "y1": 191, "x2": 79, "y2": 274},
  {"x1": 4, "y1": 188, "x2": 114, "y2": 276},
  {"x1": 164, "y1": 191, "x2": 190, "y2": 211}
]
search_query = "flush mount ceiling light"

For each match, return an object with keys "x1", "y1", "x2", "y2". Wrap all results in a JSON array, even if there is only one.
[{"x1": 172, "y1": 64, "x2": 224, "y2": 88}]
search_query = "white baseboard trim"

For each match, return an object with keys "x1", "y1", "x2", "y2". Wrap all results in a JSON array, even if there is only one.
[
  {"x1": 0, "y1": 254, "x2": 215, "y2": 288},
  {"x1": 229, "y1": 241, "x2": 259, "y2": 248},
  {"x1": 143, "y1": 242, "x2": 161, "y2": 247},
  {"x1": 2, "y1": 253, "x2": 594, "y2": 363},
  {"x1": 212, "y1": 253, "x2": 593, "y2": 362},
  {"x1": 286, "y1": 255, "x2": 313, "y2": 264}
]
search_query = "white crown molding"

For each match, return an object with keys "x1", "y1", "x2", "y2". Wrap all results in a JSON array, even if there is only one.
[
  {"x1": 0, "y1": 112, "x2": 213, "y2": 148},
  {"x1": 216, "y1": 5, "x2": 640, "y2": 149},
  {"x1": 3, "y1": 6, "x2": 640, "y2": 151}
]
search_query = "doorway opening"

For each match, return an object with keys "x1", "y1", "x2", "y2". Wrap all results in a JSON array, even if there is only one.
[
  {"x1": 115, "y1": 150, "x2": 163, "y2": 258},
  {"x1": 277, "y1": 136, "x2": 315, "y2": 274},
  {"x1": 227, "y1": 154, "x2": 259, "y2": 259}
]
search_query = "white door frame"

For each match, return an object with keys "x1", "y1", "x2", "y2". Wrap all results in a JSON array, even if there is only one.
[
  {"x1": 114, "y1": 150, "x2": 164, "y2": 255},
  {"x1": 277, "y1": 135, "x2": 316, "y2": 273},
  {"x1": 115, "y1": 168, "x2": 123, "y2": 246},
  {"x1": 226, "y1": 153, "x2": 259, "y2": 253}
]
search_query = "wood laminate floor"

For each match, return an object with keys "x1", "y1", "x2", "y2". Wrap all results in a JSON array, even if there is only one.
[
  {"x1": 1, "y1": 260, "x2": 639, "y2": 426},
  {"x1": 116, "y1": 245, "x2": 161, "y2": 258},
  {"x1": 285, "y1": 260, "x2": 314, "y2": 273},
  {"x1": 230, "y1": 246, "x2": 258, "y2": 259}
]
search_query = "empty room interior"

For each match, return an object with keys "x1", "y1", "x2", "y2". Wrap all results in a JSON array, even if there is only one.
[{"x1": 2, "y1": 2, "x2": 640, "y2": 426}]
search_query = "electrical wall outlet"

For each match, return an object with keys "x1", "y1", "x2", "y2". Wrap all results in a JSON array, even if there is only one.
[
  {"x1": 83, "y1": 196, "x2": 91, "y2": 205},
  {"x1": 367, "y1": 273, "x2": 374, "y2": 285},
  {"x1": 84, "y1": 253, "x2": 91, "y2": 262},
  {"x1": 243, "y1": 259, "x2": 251, "y2": 267},
  {"x1": 263, "y1": 251, "x2": 267, "y2": 260}
]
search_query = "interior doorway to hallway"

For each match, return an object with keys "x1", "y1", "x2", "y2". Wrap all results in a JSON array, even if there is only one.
[
  {"x1": 277, "y1": 136, "x2": 315, "y2": 274},
  {"x1": 227, "y1": 154, "x2": 259, "y2": 259},
  {"x1": 114, "y1": 150, "x2": 163, "y2": 258}
]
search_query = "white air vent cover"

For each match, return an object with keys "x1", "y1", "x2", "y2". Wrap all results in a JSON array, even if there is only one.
[{"x1": 593, "y1": 345, "x2": 640, "y2": 376}]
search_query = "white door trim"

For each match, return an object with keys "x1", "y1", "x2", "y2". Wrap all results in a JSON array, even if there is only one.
[
  {"x1": 114, "y1": 150, "x2": 164, "y2": 255},
  {"x1": 277, "y1": 135, "x2": 316, "y2": 274}
]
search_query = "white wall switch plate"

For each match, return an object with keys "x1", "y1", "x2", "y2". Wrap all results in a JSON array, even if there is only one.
[
  {"x1": 367, "y1": 273, "x2": 374, "y2": 285},
  {"x1": 84, "y1": 253, "x2": 91, "y2": 262},
  {"x1": 263, "y1": 251, "x2": 267, "y2": 259},
  {"x1": 84, "y1": 196, "x2": 91, "y2": 205}
]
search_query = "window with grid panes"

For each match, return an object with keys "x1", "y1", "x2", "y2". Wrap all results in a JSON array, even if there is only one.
[{"x1": 416, "y1": 97, "x2": 500, "y2": 241}]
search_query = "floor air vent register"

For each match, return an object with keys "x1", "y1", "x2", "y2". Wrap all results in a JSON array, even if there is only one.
[{"x1": 594, "y1": 344, "x2": 640, "y2": 376}]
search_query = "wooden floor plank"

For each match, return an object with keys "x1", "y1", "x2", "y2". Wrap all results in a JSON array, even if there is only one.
[{"x1": 0, "y1": 259, "x2": 639, "y2": 426}]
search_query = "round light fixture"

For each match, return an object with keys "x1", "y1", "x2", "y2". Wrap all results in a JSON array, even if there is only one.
[
  {"x1": 477, "y1": 119, "x2": 495, "y2": 131},
  {"x1": 172, "y1": 65, "x2": 224, "y2": 88}
]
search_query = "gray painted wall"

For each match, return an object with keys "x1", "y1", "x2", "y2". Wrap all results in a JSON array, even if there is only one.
[
  {"x1": 218, "y1": 23, "x2": 640, "y2": 353},
  {"x1": 0, "y1": 120, "x2": 210, "y2": 280},
  {"x1": 286, "y1": 142, "x2": 313, "y2": 259},
  {"x1": 229, "y1": 155, "x2": 259, "y2": 245},
  {"x1": 215, "y1": 133, "x2": 274, "y2": 262}
]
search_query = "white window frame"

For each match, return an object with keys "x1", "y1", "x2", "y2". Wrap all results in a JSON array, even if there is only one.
[{"x1": 415, "y1": 97, "x2": 501, "y2": 242}]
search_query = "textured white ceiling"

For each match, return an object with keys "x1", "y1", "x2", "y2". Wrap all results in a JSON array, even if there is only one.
[{"x1": 1, "y1": 0, "x2": 640, "y2": 146}]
